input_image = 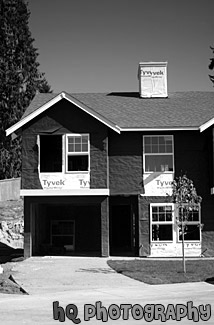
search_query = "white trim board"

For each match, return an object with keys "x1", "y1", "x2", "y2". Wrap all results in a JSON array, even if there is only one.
[
  {"x1": 20, "y1": 189, "x2": 110, "y2": 196},
  {"x1": 200, "y1": 118, "x2": 214, "y2": 132},
  {"x1": 120, "y1": 127, "x2": 199, "y2": 132}
]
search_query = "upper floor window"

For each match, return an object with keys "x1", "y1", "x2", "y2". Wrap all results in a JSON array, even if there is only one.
[
  {"x1": 143, "y1": 135, "x2": 174, "y2": 173},
  {"x1": 40, "y1": 135, "x2": 62, "y2": 172},
  {"x1": 66, "y1": 134, "x2": 89, "y2": 172},
  {"x1": 39, "y1": 134, "x2": 90, "y2": 173}
]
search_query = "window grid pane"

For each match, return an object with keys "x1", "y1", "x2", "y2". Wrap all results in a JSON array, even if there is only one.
[
  {"x1": 178, "y1": 206, "x2": 200, "y2": 223},
  {"x1": 152, "y1": 206, "x2": 173, "y2": 223},
  {"x1": 67, "y1": 135, "x2": 89, "y2": 153},
  {"x1": 144, "y1": 136, "x2": 173, "y2": 154}
]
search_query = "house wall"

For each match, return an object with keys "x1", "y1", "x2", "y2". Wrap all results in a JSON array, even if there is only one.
[
  {"x1": 109, "y1": 132, "x2": 143, "y2": 194},
  {"x1": 21, "y1": 99, "x2": 108, "y2": 190},
  {"x1": 109, "y1": 130, "x2": 214, "y2": 257}
]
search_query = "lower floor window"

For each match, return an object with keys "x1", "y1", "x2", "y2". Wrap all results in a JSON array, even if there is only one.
[
  {"x1": 152, "y1": 224, "x2": 173, "y2": 241},
  {"x1": 151, "y1": 204, "x2": 173, "y2": 241},
  {"x1": 150, "y1": 203, "x2": 201, "y2": 242},
  {"x1": 178, "y1": 206, "x2": 201, "y2": 241}
]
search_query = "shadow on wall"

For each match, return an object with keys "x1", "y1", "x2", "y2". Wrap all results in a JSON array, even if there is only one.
[{"x1": 202, "y1": 232, "x2": 214, "y2": 257}]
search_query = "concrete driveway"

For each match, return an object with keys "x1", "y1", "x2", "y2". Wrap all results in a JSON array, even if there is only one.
[{"x1": 0, "y1": 256, "x2": 214, "y2": 324}]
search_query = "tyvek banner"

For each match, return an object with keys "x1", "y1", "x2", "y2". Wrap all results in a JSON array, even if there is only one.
[{"x1": 142, "y1": 172, "x2": 173, "y2": 196}]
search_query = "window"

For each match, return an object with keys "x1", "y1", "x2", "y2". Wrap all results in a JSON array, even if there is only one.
[
  {"x1": 150, "y1": 204, "x2": 174, "y2": 242},
  {"x1": 39, "y1": 134, "x2": 90, "y2": 174},
  {"x1": 150, "y1": 203, "x2": 201, "y2": 244},
  {"x1": 40, "y1": 135, "x2": 62, "y2": 172},
  {"x1": 51, "y1": 220, "x2": 75, "y2": 250},
  {"x1": 177, "y1": 205, "x2": 201, "y2": 241},
  {"x1": 143, "y1": 135, "x2": 174, "y2": 172},
  {"x1": 66, "y1": 134, "x2": 89, "y2": 172}
]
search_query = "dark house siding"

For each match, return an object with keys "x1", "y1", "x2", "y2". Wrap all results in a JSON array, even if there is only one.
[
  {"x1": 109, "y1": 132, "x2": 143, "y2": 194},
  {"x1": 21, "y1": 99, "x2": 108, "y2": 189},
  {"x1": 174, "y1": 130, "x2": 212, "y2": 198}
]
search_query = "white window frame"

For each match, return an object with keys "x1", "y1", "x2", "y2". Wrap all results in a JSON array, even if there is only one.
[
  {"x1": 143, "y1": 135, "x2": 174, "y2": 173},
  {"x1": 176, "y1": 204, "x2": 201, "y2": 242},
  {"x1": 150, "y1": 203, "x2": 175, "y2": 243},
  {"x1": 65, "y1": 133, "x2": 90, "y2": 173}
]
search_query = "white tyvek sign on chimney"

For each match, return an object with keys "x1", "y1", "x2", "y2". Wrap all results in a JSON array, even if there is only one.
[{"x1": 138, "y1": 62, "x2": 168, "y2": 98}]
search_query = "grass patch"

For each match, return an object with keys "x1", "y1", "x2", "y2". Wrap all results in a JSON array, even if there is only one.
[{"x1": 107, "y1": 259, "x2": 214, "y2": 285}]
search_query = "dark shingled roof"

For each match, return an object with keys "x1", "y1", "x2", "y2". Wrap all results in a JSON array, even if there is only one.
[{"x1": 21, "y1": 91, "x2": 214, "y2": 129}]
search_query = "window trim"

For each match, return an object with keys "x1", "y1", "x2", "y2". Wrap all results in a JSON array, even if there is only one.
[
  {"x1": 143, "y1": 135, "x2": 174, "y2": 173},
  {"x1": 65, "y1": 133, "x2": 90, "y2": 173},
  {"x1": 150, "y1": 203, "x2": 175, "y2": 243}
]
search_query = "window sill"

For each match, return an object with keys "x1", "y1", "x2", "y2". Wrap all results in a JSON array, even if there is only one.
[{"x1": 144, "y1": 171, "x2": 174, "y2": 174}]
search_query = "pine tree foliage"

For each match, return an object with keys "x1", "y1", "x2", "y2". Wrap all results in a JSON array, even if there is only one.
[
  {"x1": 0, "y1": 0, "x2": 52, "y2": 179},
  {"x1": 209, "y1": 46, "x2": 214, "y2": 86}
]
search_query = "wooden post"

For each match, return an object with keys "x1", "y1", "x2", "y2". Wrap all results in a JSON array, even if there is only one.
[
  {"x1": 212, "y1": 128, "x2": 214, "y2": 188},
  {"x1": 101, "y1": 197, "x2": 109, "y2": 257},
  {"x1": 181, "y1": 218, "x2": 186, "y2": 273}
]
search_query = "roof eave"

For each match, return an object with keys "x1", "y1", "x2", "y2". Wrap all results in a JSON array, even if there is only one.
[
  {"x1": 200, "y1": 118, "x2": 214, "y2": 132},
  {"x1": 61, "y1": 92, "x2": 120, "y2": 133},
  {"x1": 6, "y1": 93, "x2": 64, "y2": 136},
  {"x1": 6, "y1": 92, "x2": 121, "y2": 136},
  {"x1": 120, "y1": 127, "x2": 199, "y2": 132}
]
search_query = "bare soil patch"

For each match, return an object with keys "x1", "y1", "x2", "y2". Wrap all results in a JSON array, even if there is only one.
[{"x1": 0, "y1": 199, "x2": 26, "y2": 294}]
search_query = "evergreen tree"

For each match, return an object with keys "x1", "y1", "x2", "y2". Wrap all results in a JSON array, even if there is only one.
[
  {"x1": 209, "y1": 46, "x2": 214, "y2": 86},
  {"x1": 0, "y1": 0, "x2": 52, "y2": 179}
]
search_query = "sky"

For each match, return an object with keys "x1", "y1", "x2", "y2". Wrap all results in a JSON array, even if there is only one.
[{"x1": 28, "y1": 0, "x2": 214, "y2": 93}]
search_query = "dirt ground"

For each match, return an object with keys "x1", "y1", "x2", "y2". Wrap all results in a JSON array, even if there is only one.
[
  {"x1": 0, "y1": 199, "x2": 25, "y2": 294},
  {"x1": 0, "y1": 257, "x2": 27, "y2": 295}
]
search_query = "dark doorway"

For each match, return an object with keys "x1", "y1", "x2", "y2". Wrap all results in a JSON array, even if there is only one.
[{"x1": 110, "y1": 204, "x2": 133, "y2": 255}]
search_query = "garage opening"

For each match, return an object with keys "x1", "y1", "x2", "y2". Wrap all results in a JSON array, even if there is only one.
[{"x1": 33, "y1": 204, "x2": 101, "y2": 256}]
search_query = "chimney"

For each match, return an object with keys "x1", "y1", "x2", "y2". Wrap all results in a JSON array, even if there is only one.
[{"x1": 138, "y1": 62, "x2": 168, "y2": 98}]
